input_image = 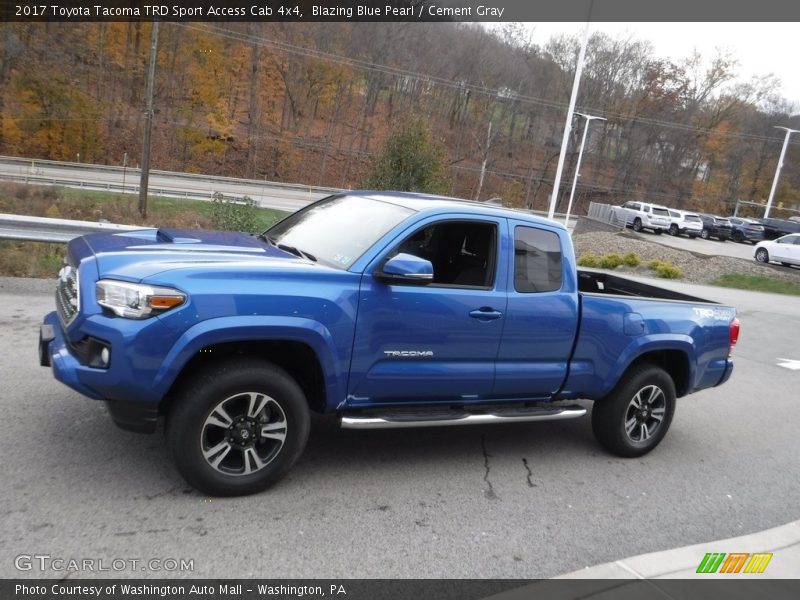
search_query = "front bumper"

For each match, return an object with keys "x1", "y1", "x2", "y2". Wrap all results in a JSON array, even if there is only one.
[{"x1": 39, "y1": 312, "x2": 159, "y2": 433}]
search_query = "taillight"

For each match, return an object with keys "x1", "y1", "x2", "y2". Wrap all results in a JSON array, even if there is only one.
[{"x1": 729, "y1": 318, "x2": 740, "y2": 358}]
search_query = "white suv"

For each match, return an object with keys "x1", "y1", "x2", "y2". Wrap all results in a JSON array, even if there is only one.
[
  {"x1": 615, "y1": 201, "x2": 671, "y2": 234},
  {"x1": 666, "y1": 209, "x2": 703, "y2": 238}
]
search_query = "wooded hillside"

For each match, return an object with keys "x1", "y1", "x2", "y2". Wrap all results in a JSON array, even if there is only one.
[{"x1": 1, "y1": 21, "x2": 798, "y2": 216}]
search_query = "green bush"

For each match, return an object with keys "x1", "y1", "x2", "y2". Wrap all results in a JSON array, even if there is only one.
[
  {"x1": 577, "y1": 253, "x2": 599, "y2": 267},
  {"x1": 363, "y1": 119, "x2": 448, "y2": 194},
  {"x1": 622, "y1": 252, "x2": 641, "y2": 267},
  {"x1": 600, "y1": 253, "x2": 624, "y2": 269},
  {"x1": 647, "y1": 259, "x2": 664, "y2": 270},
  {"x1": 654, "y1": 262, "x2": 682, "y2": 279},
  {"x1": 210, "y1": 192, "x2": 259, "y2": 233}
]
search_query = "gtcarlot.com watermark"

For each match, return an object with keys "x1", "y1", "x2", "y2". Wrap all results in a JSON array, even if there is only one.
[{"x1": 15, "y1": 554, "x2": 194, "y2": 573}]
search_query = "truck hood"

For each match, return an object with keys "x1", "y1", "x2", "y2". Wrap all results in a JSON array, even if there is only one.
[{"x1": 77, "y1": 228, "x2": 309, "y2": 281}]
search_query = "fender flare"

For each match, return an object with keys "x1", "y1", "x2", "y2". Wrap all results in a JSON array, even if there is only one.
[
  {"x1": 151, "y1": 316, "x2": 346, "y2": 409},
  {"x1": 599, "y1": 334, "x2": 696, "y2": 397}
]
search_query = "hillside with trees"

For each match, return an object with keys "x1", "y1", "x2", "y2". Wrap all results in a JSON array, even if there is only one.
[{"x1": 1, "y1": 21, "x2": 798, "y2": 217}]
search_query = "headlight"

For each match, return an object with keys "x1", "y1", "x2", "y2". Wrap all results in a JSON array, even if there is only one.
[{"x1": 96, "y1": 280, "x2": 186, "y2": 319}]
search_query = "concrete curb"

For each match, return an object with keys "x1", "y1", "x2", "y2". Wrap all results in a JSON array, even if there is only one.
[{"x1": 557, "y1": 520, "x2": 800, "y2": 578}]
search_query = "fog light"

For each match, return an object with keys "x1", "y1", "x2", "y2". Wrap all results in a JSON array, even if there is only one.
[{"x1": 100, "y1": 347, "x2": 110, "y2": 367}]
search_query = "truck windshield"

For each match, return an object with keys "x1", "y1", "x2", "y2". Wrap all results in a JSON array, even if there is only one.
[{"x1": 264, "y1": 195, "x2": 414, "y2": 269}]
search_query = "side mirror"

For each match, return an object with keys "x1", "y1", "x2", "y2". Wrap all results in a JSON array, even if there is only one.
[{"x1": 376, "y1": 253, "x2": 434, "y2": 284}]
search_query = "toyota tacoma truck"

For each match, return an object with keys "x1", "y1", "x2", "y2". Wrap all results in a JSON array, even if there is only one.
[{"x1": 39, "y1": 192, "x2": 739, "y2": 496}]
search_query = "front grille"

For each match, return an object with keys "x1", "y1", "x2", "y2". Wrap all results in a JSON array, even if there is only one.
[{"x1": 56, "y1": 263, "x2": 79, "y2": 325}]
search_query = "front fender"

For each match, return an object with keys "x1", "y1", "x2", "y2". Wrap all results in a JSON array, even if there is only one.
[{"x1": 151, "y1": 316, "x2": 346, "y2": 410}]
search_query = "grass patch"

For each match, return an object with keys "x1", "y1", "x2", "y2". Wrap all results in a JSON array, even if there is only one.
[
  {"x1": 714, "y1": 274, "x2": 800, "y2": 296},
  {"x1": 1, "y1": 183, "x2": 287, "y2": 232},
  {"x1": 0, "y1": 183, "x2": 290, "y2": 278}
]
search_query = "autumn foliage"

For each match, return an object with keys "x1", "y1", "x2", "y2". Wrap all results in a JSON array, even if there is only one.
[{"x1": 1, "y1": 22, "x2": 798, "y2": 216}]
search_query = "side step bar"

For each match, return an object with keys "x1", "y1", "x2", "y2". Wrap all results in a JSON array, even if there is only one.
[{"x1": 340, "y1": 405, "x2": 586, "y2": 430}]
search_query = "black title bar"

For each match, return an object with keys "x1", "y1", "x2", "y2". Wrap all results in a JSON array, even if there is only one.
[{"x1": 3, "y1": 0, "x2": 800, "y2": 22}]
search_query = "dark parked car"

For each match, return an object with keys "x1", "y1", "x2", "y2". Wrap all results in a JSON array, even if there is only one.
[
  {"x1": 728, "y1": 217, "x2": 765, "y2": 243},
  {"x1": 758, "y1": 217, "x2": 800, "y2": 240},
  {"x1": 698, "y1": 215, "x2": 733, "y2": 241}
]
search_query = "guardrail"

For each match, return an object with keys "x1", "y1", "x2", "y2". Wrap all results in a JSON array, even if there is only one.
[
  {"x1": 0, "y1": 155, "x2": 341, "y2": 198},
  {"x1": 0, "y1": 213, "x2": 139, "y2": 243}
]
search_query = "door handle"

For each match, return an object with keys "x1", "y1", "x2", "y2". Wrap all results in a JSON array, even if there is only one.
[{"x1": 469, "y1": 308, "x2": 503, "y2": 321}]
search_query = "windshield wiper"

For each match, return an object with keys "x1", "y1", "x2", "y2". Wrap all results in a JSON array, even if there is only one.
[{"x1": 258, "y1": 234, "x2": 316, "y2": 262}]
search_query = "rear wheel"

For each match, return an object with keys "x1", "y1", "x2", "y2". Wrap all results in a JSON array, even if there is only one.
[
  {"x1": 592, "y1": 363, "x2": 676, "y2": 458},
  {"x1": 732, "y1": 231, "x2": 745, "y2": 243},
  {"x1": 700, "y1": 229, "x2": 710, "y2": 240},
  {"x1": 668, "y1": 224, "x2": 679, "y2": 236},
  {"x1": 755, "y1": 248, "x2": 769, "y2": 263},
  {"x1": 167, "y1": 358, "x2": 310, "y2": 496},
  {"x1": 633, "y1": 218, "x2": 643, "y2": 232}
]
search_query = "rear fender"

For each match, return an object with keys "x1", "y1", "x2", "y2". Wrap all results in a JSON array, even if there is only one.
[
  {"x1": 564, "y1": 335, "x2": 696, "y2": 399},
  {"x1": 601, "y1": 336, "x2": 695, "y2": 396}
]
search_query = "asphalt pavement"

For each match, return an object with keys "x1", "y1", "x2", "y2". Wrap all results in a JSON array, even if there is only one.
[{"x1": 1, "y1": 275, "x2": 798, "y2": 579}]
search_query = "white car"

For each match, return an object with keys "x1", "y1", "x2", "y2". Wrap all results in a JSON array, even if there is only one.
[
  {"x1": 615, "y1": 201, "x2": 671, "y2": 234},
  {"x1": 666, "y1": 209, "x2": 704, "y2": 238},
  {"x1": 753, "y1": 234, "x2": 800, "y2": 267}
]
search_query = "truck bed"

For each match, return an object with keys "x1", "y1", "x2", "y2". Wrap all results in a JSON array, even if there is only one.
[{"x1": 577, "y1": 269, "x2": 713, "y2": 304}]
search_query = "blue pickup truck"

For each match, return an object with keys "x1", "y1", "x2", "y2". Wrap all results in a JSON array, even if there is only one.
[{"x1": 39, "y1": 192, "x2": 739, "y2": 496}]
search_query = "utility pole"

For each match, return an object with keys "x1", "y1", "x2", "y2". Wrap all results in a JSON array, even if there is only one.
[{"x1": 138, "y1": 21, "x2": 159, "y2": 219}]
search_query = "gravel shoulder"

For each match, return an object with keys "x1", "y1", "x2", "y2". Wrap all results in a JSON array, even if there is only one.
[{"x1": 572, "y1": 231, "x2": 800, "y2": 285}]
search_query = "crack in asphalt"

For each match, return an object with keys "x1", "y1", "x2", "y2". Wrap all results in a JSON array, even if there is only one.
[
  {"x1": 522, "y1": 457, "x2": 537, "y2": 488},
  {"x1": 481, "y1": 435, "x2": 498, "y2": 500}
]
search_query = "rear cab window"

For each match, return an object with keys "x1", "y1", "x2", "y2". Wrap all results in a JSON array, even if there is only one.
[{"x1": 513, "y1": 226, "x2": 563, "y2": 293}]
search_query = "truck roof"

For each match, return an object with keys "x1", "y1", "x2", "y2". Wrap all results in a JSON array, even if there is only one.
[{"x1": 341, "y1": 190, "x2": 567, "y2": 230}]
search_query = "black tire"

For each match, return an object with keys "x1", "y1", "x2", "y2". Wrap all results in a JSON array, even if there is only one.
[
  {"x1": 782, "y1": 262, "x2": 791, "y2": 267},
  {"x1": 688, "y1": 234, "x2": 698, "y2": 239},
  {"x1": 167, "y1": 358, "x2": 310, "y2": 496},
  {"x1": 591, "y1": 362, "x2": 676, "y2": 458},
  {"x1": 633, "y1": 218, "x2": 643, "y2": 232},
  {"x1": 654, "y1": 229, "x2": 663, "y2": 235},
  {"x1": 755, "y1": 248, "x2": 769, "y2": 263},
  {"x1": 668, "y1": 224, "x2": 679, "y2": 236},
  {"x1": 700, "y1": 229, "x2": 710, "y2": 240},
  {"x1": 732, "y1": 231, "x2": 744, "y2": 243}
]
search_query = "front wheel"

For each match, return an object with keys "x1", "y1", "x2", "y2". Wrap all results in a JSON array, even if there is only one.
[
  {"x1": 700, "y1": 229, "x2": 710, "y2": 240},
  {"x1": 755, "y1": 248, "x2": 769, "y2": 263},
  {"x1": 633, "y1": 218, "x2": 643, "y2": 232},
  {"x1": 591, "y1": 363, "x2": 676, "y2": 458},
  {"x1": 167, "y1": 359, "x2": 310, "y2": 496},
  {"x1": 668, "y1": 224, "x2": 679, "y2": 236}
]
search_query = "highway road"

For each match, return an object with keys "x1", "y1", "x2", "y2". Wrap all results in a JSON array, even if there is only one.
[
  {"x1": 1, "y1": 276, "x2": 798, "y2": 579},
  {"x1": 0, "y1": 156, "x2": 334, "y2": 213}
]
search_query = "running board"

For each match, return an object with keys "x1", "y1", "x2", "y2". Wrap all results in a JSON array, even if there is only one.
[{"x1": 340, "y1": 405, "x2": 586, "y2": 430}]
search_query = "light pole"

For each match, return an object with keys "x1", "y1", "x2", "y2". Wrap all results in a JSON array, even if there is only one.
[
  {"x1": 564, "y1": 112, "x2": 606, "y2": 227},
  {"x1": 764, "y1": 126, "x2": 800, "y2": 219},
  {"x1": 547, "y1": 20, "x2": 591, "y2": 220}
]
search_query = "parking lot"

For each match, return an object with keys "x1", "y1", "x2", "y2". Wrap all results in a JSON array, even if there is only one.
[
  {"x1": 1, "y1": 276, "x2": 799, "y2": 579},
  {"x1": 629, "y1": 230, "x2": 757, "y2": 261}
]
